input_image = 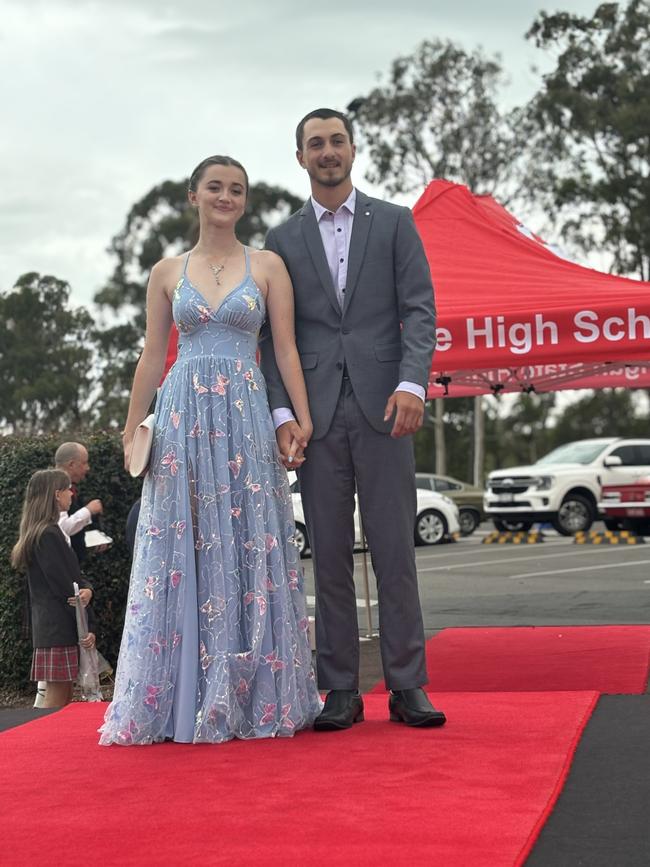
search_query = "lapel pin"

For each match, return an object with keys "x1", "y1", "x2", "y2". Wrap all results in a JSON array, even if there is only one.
[{"x1": 365, "y1": 211, "x2": 370, "y2": 216}]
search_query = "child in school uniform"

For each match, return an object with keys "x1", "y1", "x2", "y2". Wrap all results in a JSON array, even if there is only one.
[{"x1": 12, "y1": 469, "x2": 96, "y2": 708}]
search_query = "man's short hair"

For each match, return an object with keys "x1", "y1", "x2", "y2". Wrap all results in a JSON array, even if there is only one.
[
  {"x1": 295, "y1": 108, "x2": 354, "y2": 151},
  {"x1": 54, "y1": 442, "x2": 83, "y2": 467}
]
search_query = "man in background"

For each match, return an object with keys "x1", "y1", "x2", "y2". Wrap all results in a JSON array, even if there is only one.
[{"x1": 54, "y1": 442, "x2": 103, "y2": 563}]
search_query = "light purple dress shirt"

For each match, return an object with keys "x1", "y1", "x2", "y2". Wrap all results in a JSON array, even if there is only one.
[{"x1": 272, "y1": 188, "x2": 425, "y2": 429}]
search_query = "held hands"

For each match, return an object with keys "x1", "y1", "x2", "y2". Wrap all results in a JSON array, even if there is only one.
[
  {"x1": 384, "y1": 390, "x2": 425, "y2": 438},
  {"x1": 276, "y1": 420, "x2": 313, "y2": 469}
]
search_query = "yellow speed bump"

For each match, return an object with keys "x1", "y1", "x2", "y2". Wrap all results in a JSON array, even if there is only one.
[
  {"x1": 483, "y1": 531, "x2": 545, "y2": 545},
  {"x1": 573, "y1": 531, "x2": 643, "y2": 545}
]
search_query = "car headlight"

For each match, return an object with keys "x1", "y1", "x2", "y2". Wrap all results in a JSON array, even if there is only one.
[{"x1": 531, "y1": 475, "x2": 554, "y2": 491}]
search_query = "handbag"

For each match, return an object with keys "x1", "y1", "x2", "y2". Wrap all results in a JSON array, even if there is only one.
[{"x1": 128, "y1": 413, "x2": 156, "y2": 478}]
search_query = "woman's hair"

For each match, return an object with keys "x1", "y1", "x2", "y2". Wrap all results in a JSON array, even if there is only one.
[
  {"x1": 188, "y1": 155, "x2": 249, "y2": 196},
  {"x1": 11, "y1": 469, "x2": 70, "y2": 572}
]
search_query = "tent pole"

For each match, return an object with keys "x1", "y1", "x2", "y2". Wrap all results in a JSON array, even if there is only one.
[
  {"x1": 473, "y1": 395, "x2": 484, "y2": 488},
  {"x1": 358, "y1": 513, "x2": 376, "y2": 639},
  {"x1": 434, "y1": 398, "x2": 446, "y2": 474}
]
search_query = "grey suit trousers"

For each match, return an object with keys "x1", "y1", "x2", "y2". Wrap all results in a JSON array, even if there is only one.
[{"x1": 299, "y1": 377, "x2": 428, "y2": 691}]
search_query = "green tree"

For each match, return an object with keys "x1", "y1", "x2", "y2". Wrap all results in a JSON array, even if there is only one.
[
  {"x1": 347, "y1": 38, "x2": 529, "y2": 199},
  {"x1": 484, "y1": 393, "x2": 557, "y2": 471},
  {"x1": 92, "y1": 179, "x2": 303, "y2": 427},
  {"x1": 416, "y1": 397, "x2": 483, "y2": 481},
  {"x1": 526, "y1": 0, "x2": 650, "y2": 279},
  {"x1": 549, "y1": 389, "x2": 647, "y2": 445},
  {"x1": 0, "y1": 273, "x2": 94, "y2": 434}
]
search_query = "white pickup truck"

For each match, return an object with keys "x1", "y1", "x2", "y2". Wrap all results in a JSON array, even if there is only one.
[{"x1": 484, "y1": 438, "x2": 650, "y2": 535}]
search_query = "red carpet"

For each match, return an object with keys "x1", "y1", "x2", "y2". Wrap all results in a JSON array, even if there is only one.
[
  {"x1": 371, "y1": 626, "x2": 650, "y2": 694},
  {"x1": 0, "y1": 693, "x2": 596, "y2": 867}
]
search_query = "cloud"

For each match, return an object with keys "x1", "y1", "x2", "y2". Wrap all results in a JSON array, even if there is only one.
[{"x1": 1, "y1": 0, "x2": 600, "y2": 305}]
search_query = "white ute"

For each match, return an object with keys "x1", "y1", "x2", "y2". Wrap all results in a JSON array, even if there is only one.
[{"x1": 484, "y1": 438, "x2": 650, "y2": 535}]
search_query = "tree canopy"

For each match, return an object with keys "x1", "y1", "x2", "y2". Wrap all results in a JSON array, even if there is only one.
[
  {"x1": 347, "y1": 38, "x2": 528, "y2": 201},
  {"x1": 526, "y1": 0, "x2": 650, "y2": 279},
  {"x1": 0, "y1": 273, "x2": 94, "y2": 434}
]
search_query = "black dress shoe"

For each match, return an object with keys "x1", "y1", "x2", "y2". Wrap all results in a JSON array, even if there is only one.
[
  {"x1": 314, "y1": 690, "x2": 365, "y2": 731},
  {"x1": 389, "y1": 688, "x2": 447, "y2": 727}
]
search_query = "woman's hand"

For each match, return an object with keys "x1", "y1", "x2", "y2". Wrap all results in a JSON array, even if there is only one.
[
  {"x1": 277, "y1": 420, "x2": 311, "y2": 469},
  {"x1": 122, "y1": 430, "x2": 135, "y2": 472},
  {"x1": 80, "y1": 632, "x2": 96, "y2": 649},
  {"x1": 297, "y1": 418, "x2": 313, "y2": 444}
]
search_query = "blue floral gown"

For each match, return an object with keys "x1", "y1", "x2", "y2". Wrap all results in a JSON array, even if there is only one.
[{"x1": 100, "y1": 249, "x2": 322, "y2": 745}]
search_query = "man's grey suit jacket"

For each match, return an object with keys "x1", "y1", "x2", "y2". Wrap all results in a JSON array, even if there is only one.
[{"x1": 260, "y1": 189, "x2": 436, "y2": 440}]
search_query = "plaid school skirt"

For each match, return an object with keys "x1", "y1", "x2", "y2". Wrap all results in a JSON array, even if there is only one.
[{"x1": 31, "y1": 646, "x2": 79, "y2": 682}]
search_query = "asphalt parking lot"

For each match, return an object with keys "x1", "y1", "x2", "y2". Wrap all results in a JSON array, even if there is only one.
[{"x1": 300, "y1": 522, "x2": 650, "y2": 636}]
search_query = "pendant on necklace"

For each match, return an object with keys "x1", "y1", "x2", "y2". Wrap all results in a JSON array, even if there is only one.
[{"x1": 209, "y1": 263, "x2": 225, "y2": 286}]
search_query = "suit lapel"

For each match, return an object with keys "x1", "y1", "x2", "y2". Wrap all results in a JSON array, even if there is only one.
[
  {"x1": 343, "y1": 189, "x2": 373, "y2": 312},
  {"x1": 299, "y1": 200, "x2": 341, "y2": 316}
]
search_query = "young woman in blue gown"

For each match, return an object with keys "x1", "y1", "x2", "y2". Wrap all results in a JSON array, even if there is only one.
[{"x1": 100, "y1": 156, "x2": 322, "y2": 745}]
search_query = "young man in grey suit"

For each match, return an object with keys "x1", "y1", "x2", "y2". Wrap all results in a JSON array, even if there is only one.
[{"x1": 260, "y1": 107, "x2": 446, "y2": 730}]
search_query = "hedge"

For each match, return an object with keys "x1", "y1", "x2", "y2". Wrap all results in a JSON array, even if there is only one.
[{"x1": 0, "y1": 433, "x2": 142, "y2": 692}]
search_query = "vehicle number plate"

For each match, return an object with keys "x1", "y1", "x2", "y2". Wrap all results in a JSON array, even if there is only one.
[
  {"x1": 625, "y1": 508, "x2": 646, "y2": 517},
  {"x1": 496, "y1": 494, "x2": 514, "y2": 504}
]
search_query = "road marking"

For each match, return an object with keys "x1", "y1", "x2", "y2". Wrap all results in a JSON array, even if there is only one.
[
  {"x1": 305, "y1": 595, "x2": 377, "y2": 608},
  {"x1": 417, "y1": 545, "x2": 641, "y2": 573},
  {"x1": 413, "y1": 541, "x2": 572, "y2": 561},
  {"x1": 509, "y1": 559, "x2": 650, "y2": 579}
]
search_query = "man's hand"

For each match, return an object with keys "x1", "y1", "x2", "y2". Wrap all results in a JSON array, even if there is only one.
[
  {"x1": 86, "y1": 499, "x2": 103, "y2": 515},
  {"x1": 276, "y1": 420, "x2": 311, "y2": 469},
  {"x1": 384, "y1": 391, "x2": 425, "y2": 438}
]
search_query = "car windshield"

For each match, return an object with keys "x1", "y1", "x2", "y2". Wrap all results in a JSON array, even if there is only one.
[{"x1": 536, "y1": 441, "x2": 611, "y2": 466}]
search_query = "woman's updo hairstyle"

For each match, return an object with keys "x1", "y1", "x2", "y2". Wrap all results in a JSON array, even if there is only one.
[{"x1": 188, "y1": 155, "x2": 249, "y2": 197}]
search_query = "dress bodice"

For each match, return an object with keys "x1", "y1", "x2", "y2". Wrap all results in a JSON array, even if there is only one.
[{"x1": 172, "y1": 248, "x2": 265, "y2": 362}]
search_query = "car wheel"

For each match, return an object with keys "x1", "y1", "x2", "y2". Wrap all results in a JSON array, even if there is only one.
[
  {"x1": 458, "y1": 508, "x2": 480, "y2": 536},
  {"x1": 552, "y1": 494, "x2": 594, "y2": 536},
  {"x1": 294, "y1": 523, "x2": 309, "y2": 557},
  {"x1": 493, "y1": 519, "x2": 534, "y2": 532},
  {"x1": 415, "y1": 509, "x2": 447, "y2": 545}
]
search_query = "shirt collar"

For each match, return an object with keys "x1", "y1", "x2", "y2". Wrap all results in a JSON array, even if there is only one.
[{"x1": 311, "y1": 188, "x2": 357, "y2": 222}]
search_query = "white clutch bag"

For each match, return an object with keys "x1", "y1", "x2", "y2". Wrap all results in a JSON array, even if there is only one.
[{"x1": 128, "y1": 413, "x2": 156, "y2": 478}]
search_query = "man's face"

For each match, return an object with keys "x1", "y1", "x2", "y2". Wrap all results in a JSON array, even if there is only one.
[
  {"x1": 67, "y1": 447, "x2": 90, "y2": 484},
  {"x1": 297, "y1": 117, "x2": 356, "y2": 188}
]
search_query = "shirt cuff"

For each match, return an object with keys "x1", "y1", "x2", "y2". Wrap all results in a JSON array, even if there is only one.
[
  {"x1": 272, "y1": 408, "x2": 296, "y2": 429},
  {"x1": 395, "y1": 381, "x2": 426, "y2": 402},
  {"x1": 58, "y1": 507, "x2": 92, "y2": 535}
]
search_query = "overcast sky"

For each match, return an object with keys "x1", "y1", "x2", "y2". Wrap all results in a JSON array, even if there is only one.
[{"x1": 1, "y1": 0, "x2": 599, "y2": 308}]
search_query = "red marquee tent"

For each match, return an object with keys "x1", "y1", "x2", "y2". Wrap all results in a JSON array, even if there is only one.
[
  {"x1": 162, "y1": 180, "x2": 650, "y2": 398},
  {"x1": 415, "y1": 181, "x2": 650, "y2": 398}
]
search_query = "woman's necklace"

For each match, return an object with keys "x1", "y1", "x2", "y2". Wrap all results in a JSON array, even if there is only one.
[{"x1": 207, "y1": 240, "x2": 240, "y2": 286}]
